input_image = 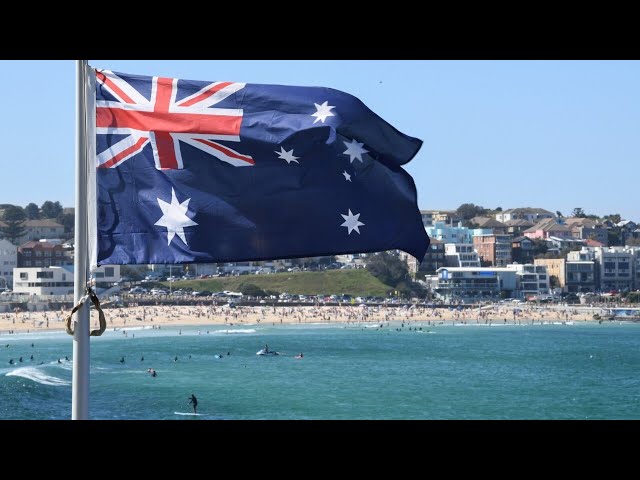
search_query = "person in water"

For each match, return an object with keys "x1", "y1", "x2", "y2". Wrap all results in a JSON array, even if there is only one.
[
  {"x1": 120, "y1": 356, "x2": 125, "y2": 364},
  {"x1": 264, "y1": 344, "x2": 269, "y2": 353},
  {"x1": 188, "y1": 394, "x2": 198, "y2": 414}
]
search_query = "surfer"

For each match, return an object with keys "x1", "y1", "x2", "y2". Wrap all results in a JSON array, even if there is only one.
[
  {"x1": 174, "y1": 356, "x2": 178, "y2": 362},
  {"x1": 188, "y1": 394, "x2": 198, "y2": 414},
  {"x1": 264, "y1": 344, "x2": 269, "y2": 353},
  {"x1": 120, "y1": 356, "x2": 125, "y2": 364},
  {"x1": 9, "y1": 359, "x2": 14, "y2": 365}
]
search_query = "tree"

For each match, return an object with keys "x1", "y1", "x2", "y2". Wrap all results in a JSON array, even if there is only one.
[
  {"x1": 494, "y1": 207, "x2": 502, "y2": 212},
  {"x1": 366, "y1": 251, "x2": 409, "y2": 287},
  {"x1": 572, "y1": 208, "x2": 586, "y2": 218},
  {"x1": 608, "y1": 229, "x2": 622, "y2": 247},
  {"x1": 556, "y1": 211, "x2": 563, "y2": 218},
  {"x1": 57, "y1": 212, "x2": 75, "y2": 236},
  {"x1": 239, "y1": 283, "x2": 266, "y2": 297},
  {"x1": 626, "y1": 237, "x2": 640, "y2": 247},
  {"x1": 604, "y1": 213, "x2": 622, "y2": 224},
  {"x1": 0, "y1": 205, "x2": 27, "y2": 244},
  {"x1": 455, "y1": 203, "x2": 488, "y2": 221},
  {"x1": 24, "y1": 203, "x2": 40, "y2": 220},
  {"x1": 120, "y1": 265, "x2": 146, "y2": 281},
  {"x1": 41, "y1": 200, "x2": 63, "y2": 219},
  {"x1": 531, "y1": 239, "x2": 548, "y2": 257}
]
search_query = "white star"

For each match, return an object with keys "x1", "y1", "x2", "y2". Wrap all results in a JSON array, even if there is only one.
[
  {"x1": 343, "y1": 139, "x2": 369, "y2": 163},
  {"x1": 275, "y1": 146, "x2": 300, "y2": 164},
  {"x1": 154, "y1": 188, "x2": 198, "y2": 246},
  {"x1": 342, "y1": 171, "x2": 352, "y2": 182},
  {"x1": 311, "y1": 101, "x2": 335, "y2": 124},
  {"x1": 340, "y1": 209, "x2": 365, "y2": 235}
]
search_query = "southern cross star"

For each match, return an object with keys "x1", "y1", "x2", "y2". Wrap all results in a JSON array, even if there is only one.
[
  {"x1": 311, "y1": 101, "x2": 335, "y2": 124},
  {"x1": 342, "y1": 171, "x2": 352, "y2": 182},
  {"x1": 340, "y1": 209, "x2": 365, "y2": 235},
  {"x1": 155, "y1": 188, "x2": 198, "y2": 246},
  {"x1": 275, "y1": 146, "x2": 300, "y2": 164},
  {"x1": 343, "y1": 139, "x2": 368, "y2": 163}
]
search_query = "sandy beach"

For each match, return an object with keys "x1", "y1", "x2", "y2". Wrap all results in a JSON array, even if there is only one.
[{"x1": 0, "y1": 302, "x2": 605, "y2": 335}]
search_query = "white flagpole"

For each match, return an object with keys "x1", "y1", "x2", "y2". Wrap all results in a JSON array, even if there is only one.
[{"x1": 72, "y1": 60, "x2": 90, "y2": 420}]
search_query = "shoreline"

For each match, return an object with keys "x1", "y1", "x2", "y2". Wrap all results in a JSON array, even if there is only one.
[{"x1": 0, "y1": 303, "x2": 624, "y2": 336}]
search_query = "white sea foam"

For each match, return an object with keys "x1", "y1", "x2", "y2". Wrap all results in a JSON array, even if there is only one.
[
  {"x1": 50, "y1": 359, "x2": 73, "y2": 370},
  {"x1": 214, "y1": 329, "x2": 257, "y2": 334},
  {"x1": 6, "y1": 367, "x2": 71, "y2": 386},
  {"x1": 114, "y1": 326, "x2": 153, "y2": 331}
]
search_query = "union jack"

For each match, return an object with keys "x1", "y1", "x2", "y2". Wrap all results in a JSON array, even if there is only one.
[{"x1": 95, "y1": 70, "x2": 254, "y2": 170}]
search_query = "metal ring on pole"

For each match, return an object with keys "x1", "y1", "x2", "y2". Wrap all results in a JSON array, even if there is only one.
[{"x1": 65, "y1": 286, "x2": 107, "y2": 337}]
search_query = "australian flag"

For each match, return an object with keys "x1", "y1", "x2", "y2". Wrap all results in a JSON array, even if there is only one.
[{"x1": 93, "y1": 69, "x2": 429, "y2": 265}]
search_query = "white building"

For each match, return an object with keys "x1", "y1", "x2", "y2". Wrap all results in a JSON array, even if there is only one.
[
  {"x1": 435, "y1": 263, "x2": 549, "y2": 301},
  {"x1": 509, "y1": 263, "x2": 550, "y2": 299},
  {"x1": 13, "y1": 265, "x2": 120, "y2": 296},
  {"x1": 495, "y1": 207, "x2": 555, "y2": 224},
  {"x1": 16, "y1": 219, "x2": 66, "y2": 244},
  {"x1": 444, "y1": 243, "x2": 481, "y2": 268},
  {"x1": 0, "y1": 239, "x2": 17, "y2": 289},
  {"x1": 569, "y1": 246, "x2": 640, "y2": 292},
  {"x1": 593, "y1": 246, "x2": 638, "y2": 292}
]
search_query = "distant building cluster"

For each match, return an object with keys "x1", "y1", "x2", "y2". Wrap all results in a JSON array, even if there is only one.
[{"x1": 402, "y1": 207, "x2": 640, "y2": 302}]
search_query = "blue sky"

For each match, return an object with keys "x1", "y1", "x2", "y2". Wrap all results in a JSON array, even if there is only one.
[{"x1": 1, "y1": 60, "x2": 638, "y2": 220}]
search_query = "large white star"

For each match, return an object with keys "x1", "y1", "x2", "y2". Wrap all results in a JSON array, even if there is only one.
[
  {"x1": 343, "y1": 139, "x2": 369, "y2": 163},
  {"x1": 154, "y1": 188, "x2": 198, "y2": 246},
  {"x1": 275, "y1": 146, "x2": 300, "y2": 164},
  {"x1": 311, "y1": 101, "x2": 335, "y2": 124},
  {"x1": 340, "y1": 209, "x2": 365, "y2": 235},
  {"x1": 342, "y1": 171, "x2": 352, "y2": 182}
]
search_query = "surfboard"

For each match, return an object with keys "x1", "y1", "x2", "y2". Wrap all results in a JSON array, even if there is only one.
[{"x1": 174, "y1": 411, "x2": 204, "y2": 416}]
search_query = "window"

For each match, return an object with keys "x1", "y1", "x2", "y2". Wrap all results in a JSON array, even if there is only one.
[
  {"x1": 104, "y1": 267, "x2": 114, "y2": 277},
  {"x1": 25, "y1": 261, "x2": 31, "y2": 267},
  {"x1": 20, "y1": 272, "x2": 28, "y2": 280},
  {"x1": 37, "y1": 271, "x2": 54, "y2": 279},
  {"x1": 55, "y1": 251, "x2": 61, "y2": 257},
  {"x1": 24, "y1": 251, "x2": 32, "y2": 257},
  {"x1": 44, "y1": 250, "x2": 51, "y2": 257},
  {"x1": 35, "y1": 251, "x2": 42, "y2": 257}
]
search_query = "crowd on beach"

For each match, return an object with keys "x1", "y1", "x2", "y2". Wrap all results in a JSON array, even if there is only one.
[{"x1": 0, "y1": 301, "x2": 611, "y2": 335}]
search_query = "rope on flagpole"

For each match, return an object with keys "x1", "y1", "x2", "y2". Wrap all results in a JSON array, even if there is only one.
[{"x1": 65, "y1": 286, "x2": 106, "y2": 337}]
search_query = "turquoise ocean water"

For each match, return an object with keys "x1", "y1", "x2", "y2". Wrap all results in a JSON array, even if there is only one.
[{"x1": 1, "y1": 321, "x2": 639, "y2": 420}]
